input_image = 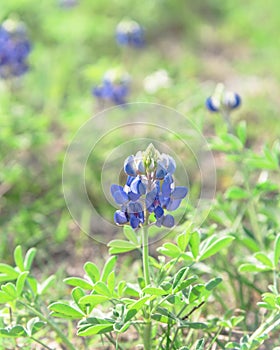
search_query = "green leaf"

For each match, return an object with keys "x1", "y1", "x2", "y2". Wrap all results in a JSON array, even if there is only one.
[
  {"x1": 123, "y1": 226, "x2": 138, "y2": 244},
  {"x1": 14, "y1": 246, "x2": 24, "y2": 272},
  {"x1": 1, "y1": 283, "x2": 17, "y2": 299},
  {"x1": 101, "y1": 256, "x2": 117, "y2": 283},
  {"x1": 199, "y1": 236, "x2": 235, "y2": 261},
  {"x1": 239, "y1": 237, "x2": 260, "y2": 253},
  {"x1": 151, "y1": 313, "x2": 169, "y2": 323},
  {"x1": 79, "y1": 295, "x2": 109, "y2": 307},
  {"x1": 23, "y1": 248, "x2": 37, "y2": 271},
  {"x1": 72, "y1": 287, "x2": 86, "y2": 309},
  {"x1": 181, "y1": 322, "x2": 207, "y2": 330},
  {"x1": 26, "y1": 318, "x2": 45, "y2": 336},
  {"x1": 143, "y1": 287, "x2": 167, "y2": 296},
  {"x1": 189, "y1": 231, "x2": 200, "y2": 259},
  {"x1": 225, "y1": 187, "x2": 249, "y2": 200},
  {"x1": 177, "y1": 230, "x2": 191, "y2": 251},
  {"x1": 27, "y1": 276, "x2": 38, "y2": 295},
  {"x1": 94, "y1": 281, "x2": 111, "y2": 297},
  {"x1": 107, "y1": 271, "x2": 115, "y2": 294},
  {"x1": 109, "y1": 247, "x2": 135, "y2": 255},
  {"x1": 124, "y1": 283, "x2": 140, "y2": 297},
  {"x1": 157, "y1": 242, "x2": 181, "y2": 258},
  {"x1": 78, "y1": 324, "x2": 113, "y2": 336},
  {"x1": 274, "y1": 234, "x2": 280, "y2": 268},
  {"x1": 236, "y1": 121, "x2": 247, "y2": 145},
  {"x1": 239, "y1": 264, "x2": 265, "y2": 273},
  {"x1": 9, "y1": 325, "x2": 27, "y2": 337},
  {"x1": 173, "y1": 276, "x2": 198, "y2": 293},
  {"x1": 125, "y1": 296, "x2": 150, "y2": 322},
  {"x1": 49, "y1": 302, "x2": 84, "y2": 319},
  {"x1": 108, "y1": 240, "x2": 138, "y2": 252},
  {"x1": 63, "y1": 277, "x2": 93, "y2": 290},
  {"x1": 254, "y1": 252, "x2": 273, "y2": 269},
  {"x1": 195, "y1": 338, "x2": 205, "y2": 350},
  {"x1": 84, "y1": 262, "x2": 100, "y2": 284},
  {"x1": 0, "y1": 291, "x2": 15, "y2": 303},
  {"x1": 16, "y1": 271, "x2": 29, "y2": 296},
  {"x1": 205, "y1": 277, "x2": 222, "y2": 291},
  {"x1": 0, "y1": 264, "x2": 19, "y2": 281},
  {"x1": 172, "y1": 267, "x2": 189, "y2": 290}
]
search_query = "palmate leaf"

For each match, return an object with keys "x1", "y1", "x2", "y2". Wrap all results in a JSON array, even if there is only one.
[
  {"x1": 63, "y1": 277, "x2": 94, "y2": 290},
  {"x1": 199, "y1": 236, "x2": 235, "y2": 261},
  {"x1": 16, "y1": 271, "x2": 29, "y2": 296},
  {"x1": 78, "y1": 323, "x2": 114, "y2": 336},
  {"x1": 108, "y1": 239, "x2": 139, "y2": 254},
  {"x1": 157, "y1": 242, "x2": 181, "y2": 258},
  {"x1": 0, "y1": 264, "x2": 19, "y2": 283},
  {"x1": 0, "y1": 325, "x2": 27, "y2": 338},
  {"x1": 84, "y1": 262, "x2": 100, "y2": 284},
  {"x1": 101, "y1": 256, "x2": 117, "y2": 282},
  {"x1": 123, "y1": 225, "x2": 139, "y2": 245},
  {"x1": 49, "y1": 302, "x2": 84, "y2": 319},
  {"x1": 78, "y1": 317, "x2": 114, "y2": 336},
  {"x1": 14, "y1": 246, "x2": 24, "y2": 272}
]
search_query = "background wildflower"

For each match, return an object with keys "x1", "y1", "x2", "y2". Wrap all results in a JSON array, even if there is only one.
[
  {"x1": 0, "y1": 19, "x2": 31, "y2": 79},
  {"x1": 92, "y1": 68, "x2": 130, "y2": 105},
  {"x1": 115, "y1": 19, "x2": 145, "y2": 48}
]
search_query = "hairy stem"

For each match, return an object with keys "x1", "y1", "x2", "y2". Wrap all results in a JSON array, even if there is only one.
[
  {"x1": 142, "y1": 224, "x2": 152, "y2": 350},
  {"x1": 142, "y1": 225, "x2": 151, "y2": 286}
]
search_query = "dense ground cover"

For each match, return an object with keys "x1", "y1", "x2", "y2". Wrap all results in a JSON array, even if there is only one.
[{"x1": 0, "y1": 0, "x2": 280, "y2": 349}]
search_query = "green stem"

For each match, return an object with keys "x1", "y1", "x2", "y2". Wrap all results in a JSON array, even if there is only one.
[
  {"x1": 18, "y1": 301, "x2": 75, "y2": 350},
  {"x1": 142, "y1": 225, "x2": 151, "y2": 286},
  {"x1": 248, "y1": 312, "x2": 280, "y2": 349},
  {"x1": 30, "y1": 336, "x2": 54, "y2": 350},
  {"x1": 142, "y1": 224, "x2": 152, "y2": 350},
  {"x1": 143, "y1": 321, "x2": 152, "y2": 350}
]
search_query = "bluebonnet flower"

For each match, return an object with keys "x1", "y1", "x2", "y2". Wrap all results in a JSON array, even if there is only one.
[
  {"x1": 111, "y1": 144, "x2": 188, "y2": 229},
  {"x1": 115, "y1": 19, "x2": 145, "y2": 48},
  {"x1": 206, "y1": 83, "x2": 241, "y2": 112},
  {"x1": 92, "y1": 69, "x2": 130, "y2": 105},
  {"x1": 0, "y1": 19, "x2": 31, "y2": 79}
]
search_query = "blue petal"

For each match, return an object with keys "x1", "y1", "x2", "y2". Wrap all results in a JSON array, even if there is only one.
[
  {"x1": 124, "y1": 155, "x2": 137, "y2": 176},
  {"x1": 154, "y1": 206, "x2": 164, "y2": 219},
  {"x1": 146, "y1": 188, "x2": 158, "y2": 209},
  {"x1": 172, "y1": 186, "x2": 188, "y2": 200},
  {"x1": 114, "y1": 210, "x2": 128, "y2": 225},
  {"x1": 155, "y1": 165, "x2": 167, "y2": 180},
  {"x1": 162, "y1": 215, "x2": 175, "y2": 227},
  {"x1": 126, "y1": 176, "x2": 134, "y2": 186},
  {"x1": 111, "y1": 184, "x2": 129, "y2": 204},
  {"x1": 232, "y1": 93, "x2": 241, "y2": 109},
  {"x1": 166, "y1": 199, "x2": 182, "y2": 211},
  {"x1": 128, "y1": 191, "x2": 141, "y2": 201},
  {"x1": 130, "y1": 177, "x2": 146, "y2": 195},
  {"x1": 162, "y1": 179, "x2": 172, "y2": 197},
  {"x1": 206, "y1": 97, "x2": 219, "y2": 112},
  {"x1": 166, "y1": 156, "x2": 176, "y2": 174},
  {"x1": 130, "y1": 215, "x2": 140, "y2": 229}
]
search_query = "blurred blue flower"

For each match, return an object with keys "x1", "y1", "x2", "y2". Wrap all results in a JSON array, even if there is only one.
[
  {"x1": 58, "y1": 0, "x2": 78, "y2": 8},
  {"x1": 0, "y1": 19, "x2": 31, "y2": 79},
  {"x1": 111, "y1": 144, "x2": 188, "y2": 230},
  {"x1": 206, "y1": 83, "x2": 241, "y2": 112},
  {"x1": 92, "y1": 69, "x2": 130, "y2": 105},
  {"x1": 116, "y1": 19, "x2": 145, "y2": 48}
]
